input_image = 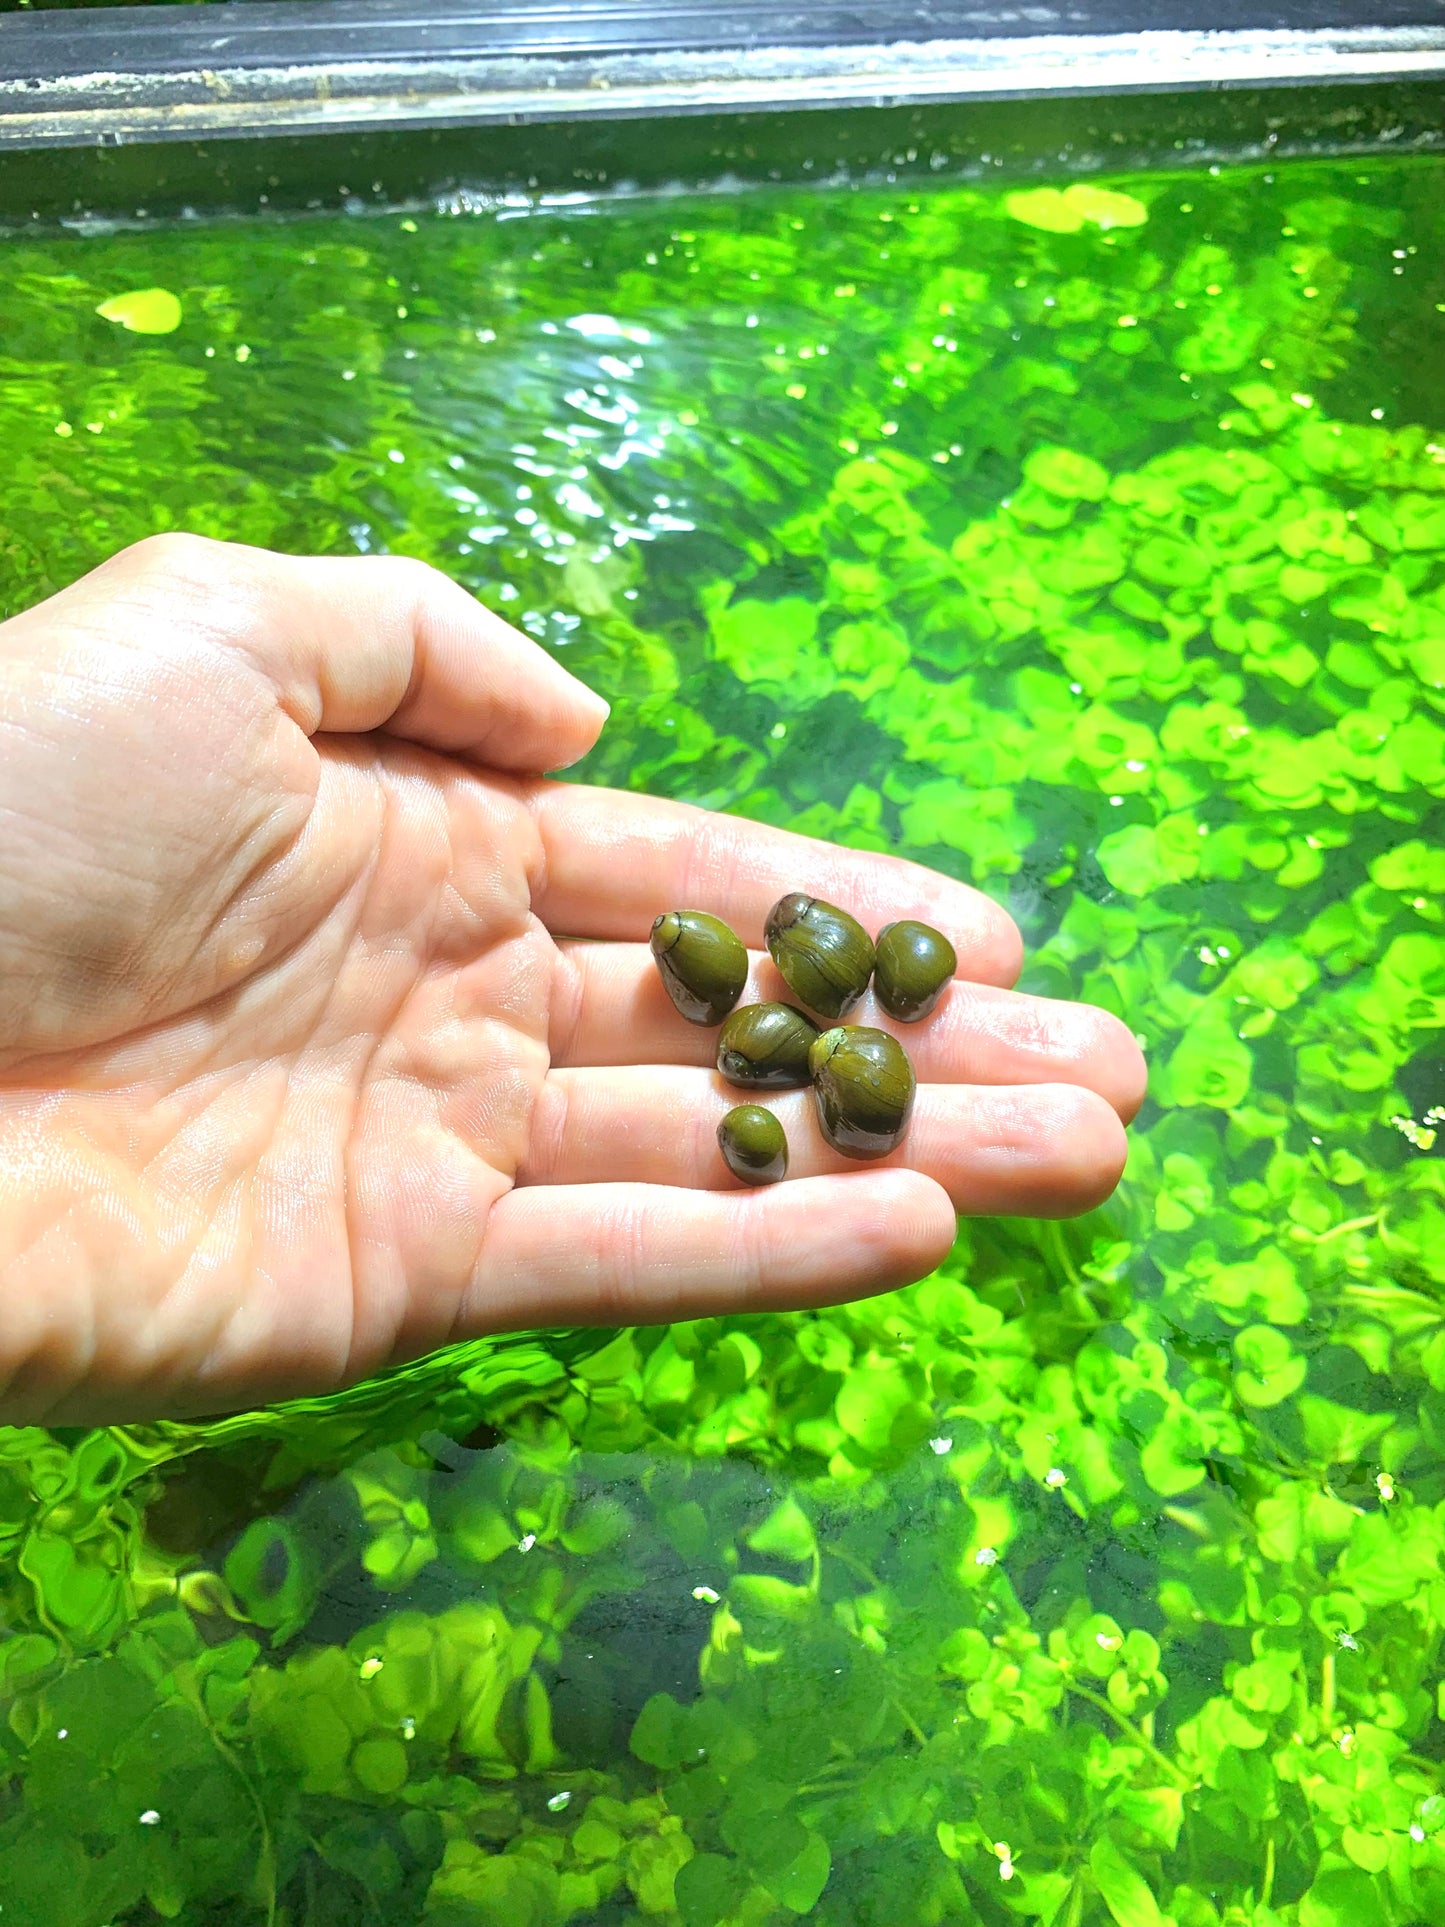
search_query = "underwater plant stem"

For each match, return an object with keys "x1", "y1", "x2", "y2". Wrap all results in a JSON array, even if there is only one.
[
  {"x1": 1298, "y1": 1212, "x2": 1381, "y2": 1246},
  {"x1": 1262, "y1": 1832, "x2": 1277, "y2": 1907},
  {"x1": 823, "y1": 1542, "x2": 881, "y2": 1587},
  {"x1": 797, "y1": 1769, "x2": 869, "y2": 1798},
  {"x1": 176, "y1": 1676, "x2": 277, "y2": 1927},
  {"x1": 892, "y1": 1697, "x2": 929, "y2": 1748},
  {"x1": 1046, "y1": 1221, "x2": 1084, "y2": 1293},
  {"x1": 1063, "y1": 1678, "x2": 1189, "y2": 1788},
  {"x1": 1064, "y1": 1870, "x2": 1086, "y2": 1927},
  {"x1": 1321, "y1": 1651, "x2": 1336, "y2": 1727}
]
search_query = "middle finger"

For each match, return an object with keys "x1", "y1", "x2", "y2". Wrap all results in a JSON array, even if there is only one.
[{"x1": 550, "y1": 942, "x2": 1145, "y2": 1122}]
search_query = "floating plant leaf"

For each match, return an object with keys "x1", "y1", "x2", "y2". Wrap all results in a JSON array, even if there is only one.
[
  {"x1": 94, "y1": 288, "x2": 183, "y2": 335},
  {"x1": 1006, "y1": 183, "x2": 1149, "y2": 233}
]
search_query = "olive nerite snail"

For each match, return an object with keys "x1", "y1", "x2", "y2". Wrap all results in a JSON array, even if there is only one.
[
  {"x1": 716, "y1": 1002, "x2": 821, "y2": 1089},
  {"x1": 650, "y1": 910, "x2": 748, "y2": 1025},
  {"x1": 764, "y1": 894, "x2": 875, "y2": 1021},
  {"x1": 717, "y1": 1105, "x2": 789, "y2": 1185},
  {"x1": 648, "y1": 899, "x2": 955, "y2": 1177},
  {"x1": 808, "y1": 1025, "x2": 916, "y2": 1160},
  {"x1": 873, "y1": 919, "x2": 957, "y2": 1022}
]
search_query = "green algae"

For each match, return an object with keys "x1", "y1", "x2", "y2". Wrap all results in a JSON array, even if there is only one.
[{"x1": 0, "y1": 154, "x2": 1443, "y2": 1925}]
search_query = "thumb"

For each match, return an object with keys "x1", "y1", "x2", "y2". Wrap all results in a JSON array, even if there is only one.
[{"x1": 102, "y1": 534, "x2": 611, "y2": 773}]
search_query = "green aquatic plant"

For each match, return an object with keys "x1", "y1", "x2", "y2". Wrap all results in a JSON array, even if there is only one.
[
  {"x1": 94, "y1": 288, "x2": 184, "y2": 336},
  {"x1": 0, "y1": 154, "x2": 1443, "y2": 1924}
]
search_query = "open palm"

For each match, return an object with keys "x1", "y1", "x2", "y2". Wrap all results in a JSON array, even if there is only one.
[{"x1": 0, "y1": 537, "x2": 1143, "y2": 1424}]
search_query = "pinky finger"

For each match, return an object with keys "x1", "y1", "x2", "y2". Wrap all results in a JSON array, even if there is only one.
[{"x1": 459, "y1": 1172, "x2": 956, "y2": 1332}]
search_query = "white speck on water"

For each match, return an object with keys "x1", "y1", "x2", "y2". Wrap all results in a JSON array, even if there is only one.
[
  {"x1": 1045, "y1": 1467, "x2": 1067, "y2": 1488},
  {"x1": 1412, "y1": 1824, "x2": 1426, "y2": 1842},
  {"x1": 139, "y1": 1810, "x2": 160, "y2": 1827},
  {"x1": 1096, "y1": 1632, "x2": 1122, "y2": 1651},
  {"x1": 400, "y1": 1716, "x2": 416, "y2": 1740},
  {"x1": 518, "y1": 1533, "x2": 537, "y2": 1553},
  {"x1": 975, "y1": 1547, "x2": 999, "y2": 1567},
  {"x1": 929, "y1": 1436, "x2": 953, "y2": 1455},
  {"x1": 56, "y1": 1729, "x2": 67, "y2": 1740},
  {"x1": 692, "y1": 1584, "x2": 721, "y2": 1604},
  {"x1": 547, "y1": 1791, "x2": 573, "y2": 1811}
]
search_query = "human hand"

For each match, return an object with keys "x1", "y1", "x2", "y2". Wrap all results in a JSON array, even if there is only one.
[{"x1": 0, "y1": 536, "x2": 1144, "y2": 1424}]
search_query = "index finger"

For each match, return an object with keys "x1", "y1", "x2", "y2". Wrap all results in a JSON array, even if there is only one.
[{"x1": 530, "y1": 783, "x2": 1023, "y2": 989}]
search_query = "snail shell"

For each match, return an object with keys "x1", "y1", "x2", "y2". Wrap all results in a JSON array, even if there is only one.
[
  {"x1": 874, "y1": 919, "x2": 956, "y2": 1023},
  {"x1": 764, "y1": 893, "x2": 874, "y2": 1020},
  {"x1": 716, "y1": 1002, "x2": 820, "y2": 1088},
  {"x1": 808, "y1": 1025, "x2": 916, "y2": 1159},
  {"x1": 650, "y1": 910, "x2": 748, "y2": 1026},
  {"x1": 717, "y1": 1105, "x2": 788, "y2": 1185}
]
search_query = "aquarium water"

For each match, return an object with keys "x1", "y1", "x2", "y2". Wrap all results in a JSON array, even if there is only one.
[{"x1": 0, "y1": 151, "x2": 1443, "y2": 1927}]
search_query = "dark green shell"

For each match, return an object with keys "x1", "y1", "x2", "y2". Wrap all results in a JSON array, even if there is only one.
[
  {"x1": 650, "y1": 910, "x2": 748, "y2": 1025},
  {"x1": 873, "y1": 920, "x2": 957, "y2": 1022},
  {"x1": 717, "y1": 1105, "x2": 788, "y2": 1185},
  {"x1": 764, "y1": 893, "x2": 875, "y2": 1020},
  {"x1": 808, "y1": 1025, "x2": 916, "y2": 1160},
  {"x1": 716, "y1": 1002, "x2": 820, "y2": 1088}
]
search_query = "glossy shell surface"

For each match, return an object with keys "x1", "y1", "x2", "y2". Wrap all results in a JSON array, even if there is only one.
[
  {"x1": 873, "y1": 919, "x2": 957, "y2": 1022},
  {"x1": 650, "y1": 910, "x2": 748, "y2": 1025},
  {"x1": 764, "y1": 893, "x2": 874, "y2": 1020},
  {"x1": 717, "y1": 1105, "x2": 788, "y2": 1185},
  {"x1": 808, "y1": 1025, "x2": 916, "y2": 1159},
  {"x1": 716, "y1": 1002, "x2": 820, "y2": 1088}
]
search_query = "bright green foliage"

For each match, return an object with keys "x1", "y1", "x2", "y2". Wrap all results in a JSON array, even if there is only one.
[
  {"x1": 1, "y1": 154, "x2": 1444, "y2": 1924},
  {"x1": 1005, "y1": 184, "x2": 1151, "y2": 235},
  {"x1": 94, "y1": 288, "x2": 183, "y2": 336}
]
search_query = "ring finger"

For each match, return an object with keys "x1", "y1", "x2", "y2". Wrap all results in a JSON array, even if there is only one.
[{"x1": 520, "y1": 1066, "x2": 1128, "y2": 1217}]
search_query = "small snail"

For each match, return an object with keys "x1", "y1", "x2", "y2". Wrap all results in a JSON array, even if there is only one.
[
  {"x1": 716, "y1": 1002, "x2": 820, "y2": 1089},
  {"x1": 873, "y1": 919, "x2": 957, "y2": 1022},
  {"x1": 808, "y1": 1025, "x2": 916, "y2": 1160},
  {"x1": 764, "y1": 893, "x2": 875, "y2": 1020},
  {"x1": 717, "y1": 1105, "x2": 788, "y2": 1185},
  {"x1": 650, "y1": 910, "x2": 748, "y2": 1026}
]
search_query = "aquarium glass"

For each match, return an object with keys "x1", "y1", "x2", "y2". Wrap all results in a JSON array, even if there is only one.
[{"x1": 1, "y1": 147, "x2": 1444, "y2": 1927}]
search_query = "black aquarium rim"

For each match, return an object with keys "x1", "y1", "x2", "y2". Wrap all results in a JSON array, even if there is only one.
[
  {"x1": 4, "y1": 80, "x2": 1443, "y2": 232},
  {"x1": 1, "y1": 0, "x2": 1444, "y2": 150}
]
